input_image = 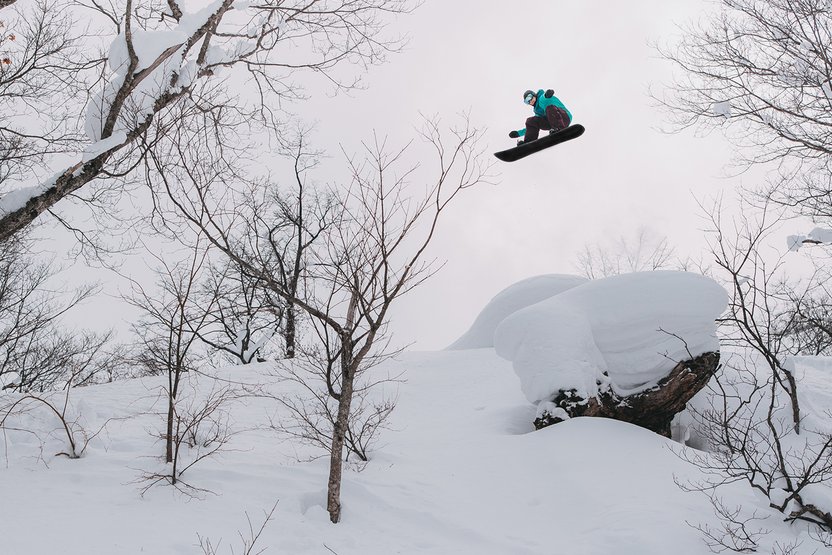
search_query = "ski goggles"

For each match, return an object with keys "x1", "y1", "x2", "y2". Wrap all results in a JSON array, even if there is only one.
[{"x1": 524, "y1": 93, "x2": 535, "y2": 104}]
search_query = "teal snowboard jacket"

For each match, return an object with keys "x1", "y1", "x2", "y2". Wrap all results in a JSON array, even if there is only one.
[{"x1": 515, "y1": 89, "x2": 573, "y2": 137}]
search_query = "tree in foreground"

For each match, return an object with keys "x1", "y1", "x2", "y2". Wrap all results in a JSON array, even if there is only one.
[
  {"x1": 167, "y1": 116, "x2": 493, "y2": 522},
  {"x1": 126, "y1": 237, "x2": 214, "y2": 465},
  {"x1": 677, "y1": 202, "x2": 832, "y2": 550},
  {"x1": 660, "y1": 2, "x2": 832, "y2": 547}
]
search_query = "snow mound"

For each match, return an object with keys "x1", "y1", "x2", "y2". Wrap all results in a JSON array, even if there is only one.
[
  {"x1": 494, "y1": 271, "x2": 729, "y2": 403},
  {"x1": 446, "y1": 274, "x2": 588, "y2": 350}
]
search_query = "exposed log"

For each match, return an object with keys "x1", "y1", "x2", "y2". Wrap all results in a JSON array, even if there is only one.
[{"x1": 534, "y1": 351, "x2": 720, "y2": 437}]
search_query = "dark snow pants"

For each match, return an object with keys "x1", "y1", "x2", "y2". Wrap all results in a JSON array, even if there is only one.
[{"x1": 524, "y1": 105, "x2": 571, "y2": 141}]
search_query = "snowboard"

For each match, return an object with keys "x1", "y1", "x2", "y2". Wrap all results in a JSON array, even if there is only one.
[{"x1": 494, "y1": 124, "x2": 585, "y2": 162}]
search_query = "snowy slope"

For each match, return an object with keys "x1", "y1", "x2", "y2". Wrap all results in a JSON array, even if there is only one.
[{"x1": 0, "y1": 349, "x2": 806, "y2": 554}]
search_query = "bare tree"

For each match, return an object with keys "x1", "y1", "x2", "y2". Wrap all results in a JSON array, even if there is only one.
[
  {"x1": 659, "y1": 3, "x2": 832, "y2": 547},
  {"x1": 575, "y1": 226, "x2": 678, "y2": 279},
  {"x1": 262, "y1": 138, "x2": 339, "y2": 360},
  {"x1": 163, "y1": 115, "x2": 493, "y2": 523},
  {"x1": 677, "y1": 200, "x2": 832, "y2": 549},
  {"x1": 657, "y1": 0, "x2": 832, "y2": 224},
  {"x1": 297, "y1": 119, "x2": 492, "y2": 523},
  {"x1": 125, "y1": 237, "x2": 216, "y2": 464},
  {"x1": 142, "y1": 122, "x2": 339, "y2": 363},
  {"x1": 0, "y1": 234, "x2": 115, "y2": 392},
  {"x1": 221, "y1": 135, "x2": 339, "y2": 360},
  {"x1": 658, "y1": 0, "x2": 832, "y2": 162},
  {"x1": 197, "y1": 257, "x2": 282, "y2": 365},
  {"x1": 0, "y1": 0, "x2": 416, "y2": 245},
  {"x1": 0, "y1": 0, "x2": 97, "y2": 188},
  {"x1": 705, "y1": 200, "x2": 802, "y2": 430},
  {"x1": 127, "y1": 240, "x2": 248, "y2": 496},
  {"x1": 682, "y1": 359, "x2": 832, "y2": 550},
  {"x1": 138, "y1": 378, "x2": 240, "y2": 495}
]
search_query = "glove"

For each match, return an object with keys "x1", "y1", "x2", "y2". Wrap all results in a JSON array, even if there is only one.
[
  {"x1": 509, "y1": 130, "x2": 520, "y2": 139},
  {"x1": 544, "y1": 89, "x2": 554, "y2": 98}
]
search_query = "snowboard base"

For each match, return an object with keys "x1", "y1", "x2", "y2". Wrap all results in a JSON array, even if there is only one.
[{"x1": 494, "y1": 124, "x2": 585, "y2": 162}]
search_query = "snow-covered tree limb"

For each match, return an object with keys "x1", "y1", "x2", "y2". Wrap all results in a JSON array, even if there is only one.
[
  {"x1": 0, "y1": 0, "x2": 415, "y2": 244},
  {"x1": 787, "y1": 226, "x2": 832, "y2": 250}
]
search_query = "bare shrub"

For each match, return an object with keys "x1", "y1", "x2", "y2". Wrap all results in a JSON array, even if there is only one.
[
  {"x1": 675, "y1": 200, "x2": 832, "y2": 550},
  {"x1": 271, "y1": 344, "x2": 399, "y2": 464},
  {"x1": 197, "y1": 502, "x2": 278, "y2": 555},
  {"x1": 138, "y1": 377, "x2": 241, "y2": 496}
]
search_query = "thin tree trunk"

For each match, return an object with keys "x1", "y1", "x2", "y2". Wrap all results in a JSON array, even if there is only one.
[
  {"x1": 285, "y1": 305, "x2": 296, "y2": 359},
  {"x1": 166, "y1": 396, "x2": 174, "y2": 463},
  {"x1": 327, "y1": 355, "x2": 356, "y2": 523},
  {"x1": 166, "y1": 360, "x2": 182, "y2": 463},
  {"x1": 170, "y1": 417, "x2": 180, "y2": 485},
  {"x1": 327, "y1": 291, "x2": 359, "y2": 524},
  {"x1": 783, "y1": 368, "x2": 801, "y2": 434}
]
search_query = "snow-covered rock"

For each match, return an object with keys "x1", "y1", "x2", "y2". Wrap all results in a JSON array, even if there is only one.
[
  {"x1": 494, "y1": 271, "x2": 729, "y2": 403},
  {"x1": 446, "y1": 274, "x2": 587, "y2": 350}
]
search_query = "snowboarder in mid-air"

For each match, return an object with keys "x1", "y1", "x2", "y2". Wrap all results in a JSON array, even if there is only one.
[
  {"x1": 494, "y1": 88, "x2": 583, "y2": 162},
  {"x1": 510, "y1": 89, "x2": 572, "y2": 144}
]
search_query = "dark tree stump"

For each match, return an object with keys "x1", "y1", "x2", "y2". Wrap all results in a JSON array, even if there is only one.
[{"x1": 533, "y1": 351, "x2": 720, "y2": 437}]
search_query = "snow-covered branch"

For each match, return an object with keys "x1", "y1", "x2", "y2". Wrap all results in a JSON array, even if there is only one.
[
  {"x1": 787, "y1": 227, "x2": 832, "y2": 251},
  {"x1": 0, "y1": 0, "x2": 415, "y2": 244}
]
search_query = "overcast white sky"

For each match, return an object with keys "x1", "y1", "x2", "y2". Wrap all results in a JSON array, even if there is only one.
[
  {"x1": 58, "y1": 0, "x2": 790, "y2": 352},
  {"x1": 286, "y1": 0, "x2": 760, "y2": 350}
]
